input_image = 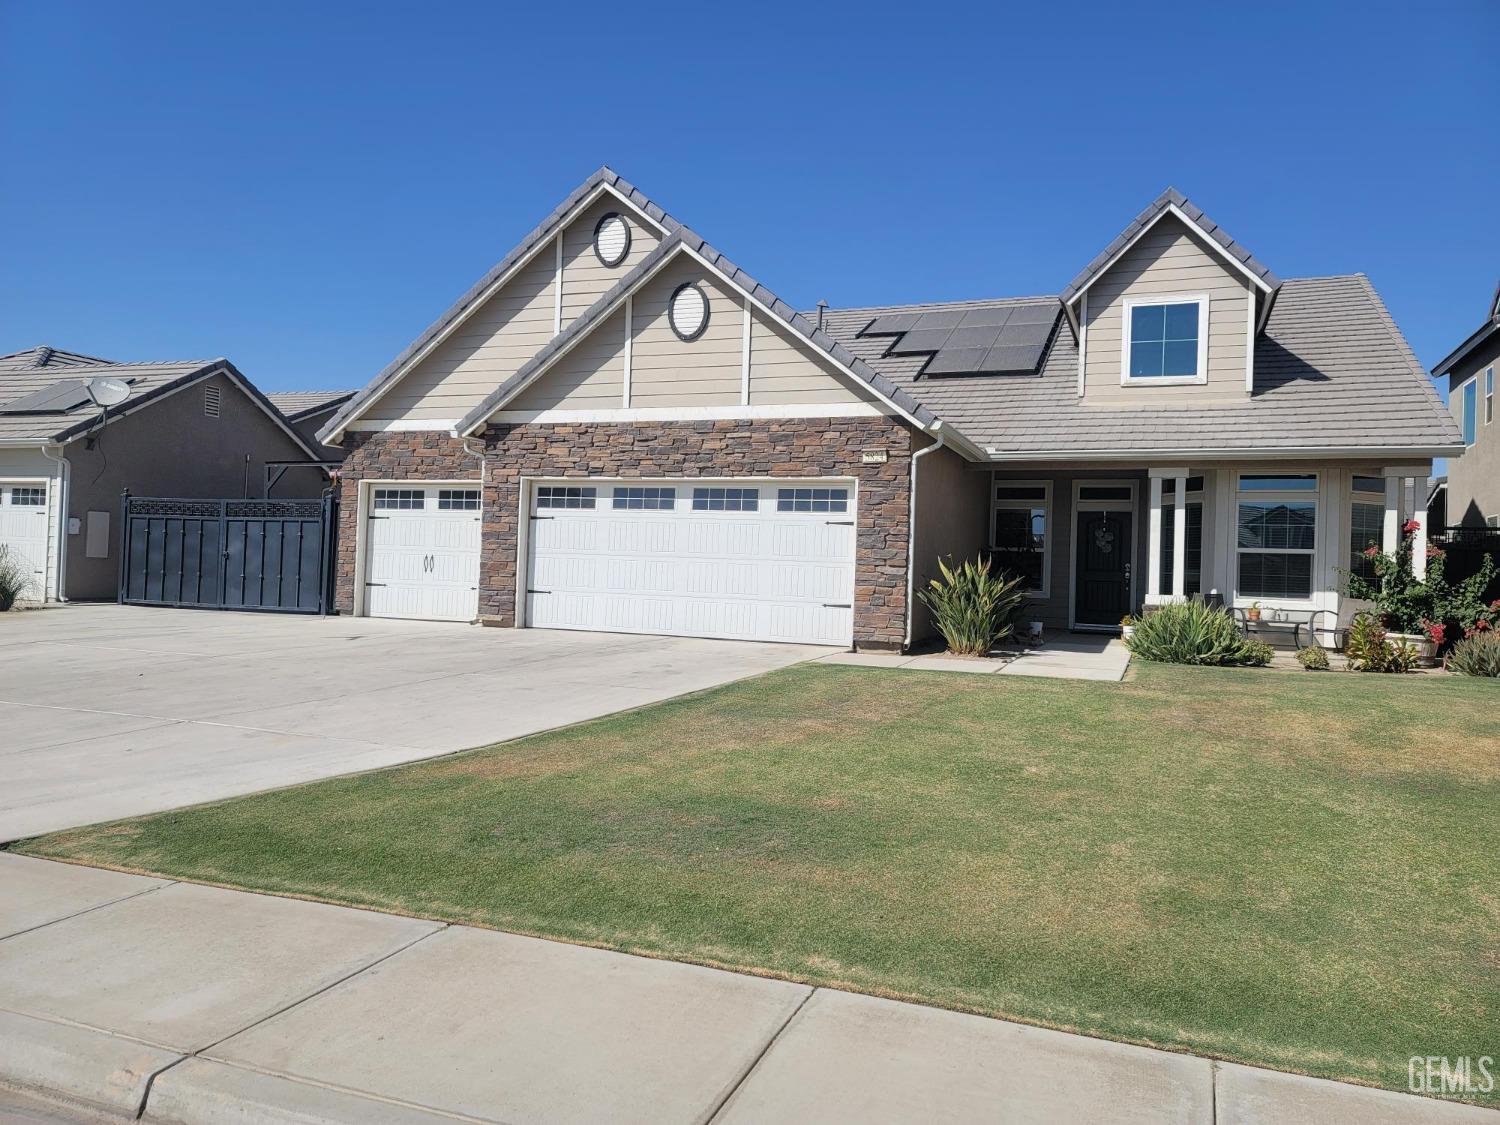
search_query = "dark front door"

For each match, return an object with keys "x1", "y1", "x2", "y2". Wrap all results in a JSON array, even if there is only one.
[{"x1": 1074, "y1": 509, "x2": 1133, "y2": 628}]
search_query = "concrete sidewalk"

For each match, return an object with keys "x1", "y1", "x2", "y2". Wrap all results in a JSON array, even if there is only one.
[
  {"x1": 0, "y1": 854, "x2": 1491, "y2": 1124},
  {"x1": 818, "y1": 634, "x2": 1133, "y2": 682}
]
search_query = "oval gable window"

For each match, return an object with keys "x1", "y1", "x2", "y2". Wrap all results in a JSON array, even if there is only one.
[
  {"x1": 593, "y1": 213, "x2": 630, "y2": 267},
  {"x1": 669, "y1": 282, "x2": 709, "y2": 341}
]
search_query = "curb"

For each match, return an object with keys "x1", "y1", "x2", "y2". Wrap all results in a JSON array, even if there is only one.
[{"x1": 0, "y1": 1009, "x2": 181, "y2": 1118}]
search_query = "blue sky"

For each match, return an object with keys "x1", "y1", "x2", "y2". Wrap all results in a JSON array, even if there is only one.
[{"x1": 2, "y1": 0, "x2": 1496, "y2": 400}]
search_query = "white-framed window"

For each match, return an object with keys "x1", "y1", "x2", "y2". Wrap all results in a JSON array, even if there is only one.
[
  {"x1": 1235, "y1": 473, "x2": 1318, "y2": 601},
  {"x1": 692, "y1": 487, "x2": 758, "y2": 511},
  {"x1": 536, "y1": 485, "x2": 595, "y2": 510},
  {"x1": 1486, "y1": 366, "x2": 1495, "y2": 426},
  {"x1": 612, "y1": 486, "x2": 675, "y2": 511},
  {"x1": 776, "y1": 487, "x2": 848, "y2": 513},
  {"x1": 9, "y1": 486, "x2": 46, "y2": 506},
  {"x1": 372, "y1": 488, "x2": 424, "y2": 510},
  {"x1": 1348, "y1": 475, "x2": 1385, "y2": 583},
  {"x1": 990, "y1": 480, "x2": 1049, "y2": 596},
  {"x1": 437, "y1": 489, "x2": 480, "y2": 511},
  {"x1": 1121, "y1": 293, "x2": 1209, "y2": 385},
  {"x1": 1459, "y1": 377, "x2": 1478, "y2": 446},
  {"x1": 1158, "y1": 476, "x2": 1204, "y2": 597}
]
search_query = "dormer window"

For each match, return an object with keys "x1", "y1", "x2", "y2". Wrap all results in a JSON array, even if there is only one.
[{"x1": 1122, "y1": 295, "x2": 1208, "y2": 385}]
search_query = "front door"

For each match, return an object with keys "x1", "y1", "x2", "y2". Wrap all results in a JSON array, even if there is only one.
[{"x1": 1074, "y1": 509, "x2": 1133, "y2": 629}]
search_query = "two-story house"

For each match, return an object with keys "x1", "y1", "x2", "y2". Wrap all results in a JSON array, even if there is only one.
[
  {"x1": 1432, "y1": 284, "x2": 1500, "y2": 527},
  {"x1": 317, "y1": 169, "x2": 1462, "y2": 649}
]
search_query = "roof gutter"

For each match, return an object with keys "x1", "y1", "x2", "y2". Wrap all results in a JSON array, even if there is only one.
[
  {"x1": 981, "y1": 444, "x2": 1464, "y2": 462},
  {"x1": 902, "y1": 424, "x2": 946, "y2": 654}
]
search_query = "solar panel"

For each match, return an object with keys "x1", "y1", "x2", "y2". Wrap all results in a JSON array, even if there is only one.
[
  {"x1": 0, "y1": 379, "x2": 93, "y2": 414},
  {"x1": 855, "y1": 300, "x2": 1059, "y2": 377}
]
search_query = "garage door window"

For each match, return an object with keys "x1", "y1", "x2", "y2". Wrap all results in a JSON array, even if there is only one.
[
  {"x1": 612, "y1": 486, "x2": 676, "y2": 511},
  {"x1": 373, "y1": 489, "x2": 424, "y2": 510},
  {"x1": 437, "y1": 489, "x2": 481, "y2": 511},
  {"x1": 10, "y1": 487, "x2": 45, "y2": 506},
  {"x1": 537, "y1": 486, "x2": 596, "y2": 510},
  {"x1": 777, "y1": 487, "x2": 848, "y2": 513},
  {"x1": 692, "y1": 487, "x2": 758, "y2": 511}
]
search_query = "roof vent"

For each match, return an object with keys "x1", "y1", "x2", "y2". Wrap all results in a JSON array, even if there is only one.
[
  {"x1": 204, "y1": 385, "x2": 222, "y2": 419},
  {"x1": 33, "y1": 346, "x2": 54, "y2": 368},
  {"x1": 816, "y1": 300, "x2": 828, "y2": 331}
]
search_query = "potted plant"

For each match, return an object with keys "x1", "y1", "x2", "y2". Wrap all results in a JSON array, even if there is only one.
[
  {"x1": 1120, "y1": 614, "x2": 1135, "y2": 641},
  {"x1": 1246, "y1": 601, "x2": 1262, "y2": 622}
]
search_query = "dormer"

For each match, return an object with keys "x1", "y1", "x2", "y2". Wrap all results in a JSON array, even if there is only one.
[{"x1": 1060, "y1": 189, "x2": 1280, "y2": 405}]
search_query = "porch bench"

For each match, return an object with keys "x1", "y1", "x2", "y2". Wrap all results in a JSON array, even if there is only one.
[{"x1": 1233, "y1": 609, "x2": 1341, "y2": 650}]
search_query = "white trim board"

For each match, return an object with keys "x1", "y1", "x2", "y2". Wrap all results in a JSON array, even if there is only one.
[
  {"x1": 1067, "y1": 478, "x2": 1139, "y2": 632},
  {"x1": 490, "y1": 403, "x2": 890, "y2": 424},
  {"x1": 1118, "y1": 293, "x2": 1210, "y2": 387}
]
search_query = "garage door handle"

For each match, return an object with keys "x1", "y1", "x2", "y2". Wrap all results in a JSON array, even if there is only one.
[
  {"x1": 365, "y1": 582, "x2": 386, "y2": 587},
  {"x1": 822, "y1": 602, "x2": 852, "y2": 608},
  {"x1": 528, "y1": 588, "x2": 551, "y2": 595},
  {"x1": 825, "y1": 520, "x2": 854, "y2": 526},
  {"x1": 530, "y1": 515, "x2": 554, "y2": 521}
]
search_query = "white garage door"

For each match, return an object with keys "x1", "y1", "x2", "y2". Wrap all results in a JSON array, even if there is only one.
[
  {"x1": 363, "y1": 485, "x2": 482, "y2": 622},
  {"x1": 0, "y1": 483, "x2": 50, "y2": 601},
  {"x1": 526, "y1": 479, "x2": 855, "y2": 645}
]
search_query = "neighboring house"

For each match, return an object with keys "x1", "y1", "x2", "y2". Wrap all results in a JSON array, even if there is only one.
[
  {"x1": 317, "y1": 169, "x2": 1462, "y2": 649},
  {"x1": 266, "y1": 391, "x2": 356, "y2": 463},
  {"x1": 1432, "y1": 283, "x2": 1500, "y2": 527},
  {"x1": 1427, "y1": 476, "x2": 1448, "y2": 531},
  {"x1": 0, "y1": 347, "x2": 326, "y2": 602}
]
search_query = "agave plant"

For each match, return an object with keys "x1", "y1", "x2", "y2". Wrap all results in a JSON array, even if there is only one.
[
  {"x1": 1447, "y1": 631, "x2": 1500, "y2": 677},
  {"x1": 1126, "y1": 601, "x2": 1264, "y2": 666},
  {"x1": 916, "y1": 556, "x2": 1028, "y2": 656}
]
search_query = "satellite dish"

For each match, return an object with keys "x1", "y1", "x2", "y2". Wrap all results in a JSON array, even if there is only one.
[{"x1": 86, "y1": 377, "x2": 131, "y2": 408}]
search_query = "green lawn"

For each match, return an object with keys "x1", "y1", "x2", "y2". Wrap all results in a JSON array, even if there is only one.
[{"x1": 19, "y1": 663, "x2": 1500, "y2": 1102}]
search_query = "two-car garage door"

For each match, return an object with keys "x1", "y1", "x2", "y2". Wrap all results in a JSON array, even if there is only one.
[{"x1": 525, "y1": 479, "x2": 856, "y2": 646}]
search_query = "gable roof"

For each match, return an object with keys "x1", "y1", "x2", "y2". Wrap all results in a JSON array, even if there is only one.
[
  {"x1": 817, "y1": 274, "x2": 1462, "y2": 458},
  {"x1": 267, "y1": 390, "x2": 355, "y2": 420},
  {"x1": 319, "y1": 166, "x2": 675, "y2": 442},
  {"x1": 1431, "y1": 278, "x2": 1500, "y2": 377},
  {"x1": 1059, "y1": 187, "x2": 1281, "y2": 306},
  {"x1": 452, "y1": 233, "x2": 951, "y2": 444},
  {"x1": 0, "y1": 346, "x2": 324, "y2": 457}
]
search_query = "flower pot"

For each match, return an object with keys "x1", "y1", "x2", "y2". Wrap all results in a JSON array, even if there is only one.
[
  {"x1": 1121, "y1": 625, "x2": 1135, "y2": 641},
  {"x1": 1388, "y1": 632, "x2": 1437, "y2": 667},
  {"x1": 1246, "y1": 610, "x2": 1261, "y2": 622}
]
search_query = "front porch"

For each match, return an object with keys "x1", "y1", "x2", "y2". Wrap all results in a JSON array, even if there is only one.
[{"x1": 975, "y1": 462, "x2": 1433, "y2": 640}]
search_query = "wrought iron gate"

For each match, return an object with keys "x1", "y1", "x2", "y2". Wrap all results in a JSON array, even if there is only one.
[{"x1": 117, "y1": 493, "x2": 336, "y2": 614}]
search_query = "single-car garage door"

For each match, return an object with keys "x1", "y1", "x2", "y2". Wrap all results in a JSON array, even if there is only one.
[
  {"x1": 0, "y1": 482, "x2": 50, "y2": 601},
  {"x1": 525, "y1": 478, "x2": 855, "y2": 646},
  {"x1": 363, "y1": 484, "x2": 482, "y2": 622}
]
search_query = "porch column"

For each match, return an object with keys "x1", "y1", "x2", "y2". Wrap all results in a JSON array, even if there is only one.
[
  {"x1": 1146, "y1": 476, "x2": 1163, "y2": 601},
  {"x1": 1383, "y1": 474, "x2": 1401, "y2": 554},
  {"x1": 1410, "y1": 478, "x2": 1428, "y2": 579},
  {"x1": 1171, "y1": 476, "x2": 1188, "y2": 599}
]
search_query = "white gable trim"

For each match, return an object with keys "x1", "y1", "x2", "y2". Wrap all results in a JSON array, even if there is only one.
[
  {"x1": 1066, "y1": 203, "x2": 1275, "y2": 308},
  {"x1": 458, "y1": 240, "x2": 940, "y2": 444},
  {"x1": 492, "y1": 403, "x2": 890, "y2": 424},
  {"x1": 323, "y1": 181, "x2": 666, "y2": 442}
]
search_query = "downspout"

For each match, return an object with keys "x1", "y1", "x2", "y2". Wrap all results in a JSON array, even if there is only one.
[
  {"x1": 40, "y1": 443, "x2": 70, "y2": 602},
  {"x1": 902, "y1": 424, "x2": 946, "y2": 653},
  {"x1": 459, "y1": 435, "x2": 487, "y2": 484}
]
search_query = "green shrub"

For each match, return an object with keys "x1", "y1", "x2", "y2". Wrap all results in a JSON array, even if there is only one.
[
  {"x1": 1447, "y1": 631, "x2": 1500, "y2": 677},
  {"x1": 1344, "y1": 611, "x2": 1418, "y2": 673},
  {"x1": 0, "y1": 545, "x2": 30, "y2": 612},
  {"x1": 1126, "y1": 601, "x2": 1266, "y2": 666},
  {"x1": 916, "y1": 556, "x2": 1028, "y2": 656},
  {"x1": 1296, "y1": 644, "x2": 1330, "y2": 671}
]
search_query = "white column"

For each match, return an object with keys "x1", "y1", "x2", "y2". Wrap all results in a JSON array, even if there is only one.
[
  {"x1": 1171, "y1": 477, "x2": 1188, "y2": 599},
  {"x1": 1210, "y1": 469, "x2": 1235, "y2": 603},
  {"x1": 1146, "y1": 476, "x2": 1163, "y2": 603},
  {"x1": 1410, "y1": 478, "x2": 1428, "y2": 579},
  {"x1": 1383, "y1": 474, "x2": 1401, "y2": 554}
]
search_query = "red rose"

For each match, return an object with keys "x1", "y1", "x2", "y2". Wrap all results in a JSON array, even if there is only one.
[{"x1": 1402, "y1": 519, "x2": 1421, "y2": 534}]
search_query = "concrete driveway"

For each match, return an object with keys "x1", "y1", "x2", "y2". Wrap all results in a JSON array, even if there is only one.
[{"x1": 0, "y1": 605, "x2": 824, "y2": 841}]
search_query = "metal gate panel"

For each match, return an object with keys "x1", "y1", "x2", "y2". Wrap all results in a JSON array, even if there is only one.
[{"x1": 118, "y1": 495, "x2": 335, "y2": 614}]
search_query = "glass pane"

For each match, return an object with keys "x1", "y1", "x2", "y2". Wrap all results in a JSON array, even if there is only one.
[
  {"x1": 1079, "y1": 486, "x2": 1132, "y2": 501},
  {"x1": 1131, "y1": 304, "x2": 1165, "y2": 340},
  {"x1": 991, "y1": 507, "x2": 1044, "y2": 590},
  {"x1": 1238, "y1": 553, "x2": 1313, "y2": 599},
  {"x1": 1130, "y1": 341, "x2": 1163, "y2": 378},
  {"x1": 1162, "y1": 302, "x2": 1199, "y2": 340},
  {"x1": 1351, "y1": 476, "x2": 1384, "y2": 495},
  {"x1": 994, "y1": 485, "x2": 1047, "y2": 501},
  {"x1": 1463, "y1": 381, "x2": 1477, "y2": 444},
  {"x1": 1238, "y1": 474, "x2": 1317, "y2": 492},
  {"x1": 1161, "y1": 339, "x2": 1197, "y2": 377},
  {"x1": 1349, "y1": 501, "x2": 1384, "y2": 581},
  {"x1": 1238, "y1": 501, "x2": 1316, "y2": 551}
]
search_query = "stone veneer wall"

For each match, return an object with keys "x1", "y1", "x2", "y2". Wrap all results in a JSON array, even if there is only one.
[{"x1": 336, "y1": 417, "x2": 918, "y2": 649}]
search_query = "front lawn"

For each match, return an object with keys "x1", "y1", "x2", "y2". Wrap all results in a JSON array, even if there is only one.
[{"x1": 19, "y1": 663, "x2": 1499, "y2": 1102}]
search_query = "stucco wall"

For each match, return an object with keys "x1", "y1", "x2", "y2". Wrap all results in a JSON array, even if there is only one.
[
  {"x1": 1446, "y1": 334, "x2": 1500, "y2": 526},
  {"x1": 909, "y1": 443, "x2": 989, "y2": 643},
  {"x1": 63, "y1": 372, "x2": 318, "y2": 599},
  {"x1": 336, "y1": 417, "x2": 917, "y2": 649}
]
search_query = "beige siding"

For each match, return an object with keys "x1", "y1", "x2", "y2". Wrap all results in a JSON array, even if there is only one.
[
  {"x1": 627, "y1": 258, "x2": 744, "y2": 407},
  {"x1": 509, "y1": 309, "x2": 627, "y2": 411},
  {"x1": 1082, "y1": 214, "x2": 1252, "y2": 405},
  {"x1": 560, "y1": 196, "x2": 660, "y2": 326},
  {"x1": 748, "y1": 311, "x2": 879, "y2": 405}
]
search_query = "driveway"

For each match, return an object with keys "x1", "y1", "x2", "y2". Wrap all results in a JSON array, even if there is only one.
[{"x1": 0, "y1": 605, "x2": 824, "y2": 841}]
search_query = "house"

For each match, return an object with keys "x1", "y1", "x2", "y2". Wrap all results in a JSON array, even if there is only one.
[
  {"x1": 267, "y1": 391, "x2": 356, "y2": 463},
  {"x1": 0, "y1": 347, "x2": 327, "y2": 603},
  {"x1": 1431, "y1": 283, "x2": 1500, "y2": 527},
  {"x1": 317, "y1": 169, "x2": 1462, "y2": 649}
]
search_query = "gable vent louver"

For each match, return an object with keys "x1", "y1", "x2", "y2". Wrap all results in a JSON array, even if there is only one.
[{"x1": 203, "y1": 385, "x2": 222, "y2": 418}]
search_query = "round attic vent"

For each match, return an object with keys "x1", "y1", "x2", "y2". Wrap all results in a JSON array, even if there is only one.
[
  {"x1": 669, "y1": 282, "x2": 709, "y2": 341},
  {"x1": 593, "y1": 213, "x2": 631, "y2": 267}
]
